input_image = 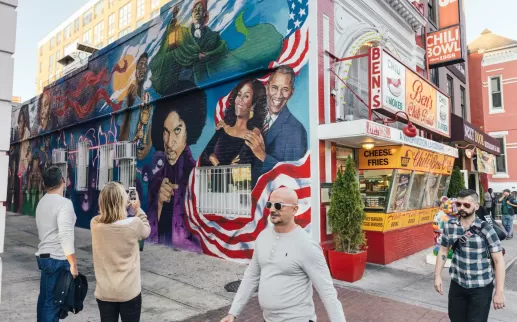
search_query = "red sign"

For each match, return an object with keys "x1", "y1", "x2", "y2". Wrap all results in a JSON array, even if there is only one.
[
  {"x1": 427, "y1": 25, "x2": 463, "y2": 67},
  {"x1": 439, "y1": 0, "x2": 460, "y2": 29},
  {"x1": 366, "y1": 121, "x2": 391, "y2": 139},
  {"x1": 369, "y1": 47, "x2": 382, "y2": 109}
]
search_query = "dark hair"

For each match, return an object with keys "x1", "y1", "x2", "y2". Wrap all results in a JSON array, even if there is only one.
[
  {"x1": 457, "y1": 189, "x2": 479, "y2": 202},
  {"x1": 37, "y1": 90, "x2": 52, "y2": 131},
  {"x1": 18, "y1": 104, "x2": 29, "y2": 129},
  {"x1": 488, "y1": 188, "x2": 493, "y2": 193},
  {"x1": 151, "y1": 81, "x2": 207, "y2": 150},
  {"x1": 137, "y1": 52, "x2": 148, "y2": 64},
  {"x1": 224, "y1": 79, "x2": 267, "y2": 130},
  {"x1": 43, "y1": 166, "x2": 63, "y2": 190},
  {"x1": 269, "y1": 65, "x2": 296, "y2": 88}
]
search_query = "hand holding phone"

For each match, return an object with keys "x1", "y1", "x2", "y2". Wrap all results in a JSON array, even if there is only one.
[{"x1": 128, "y1": 187, "x2": 141, "y2": 210}]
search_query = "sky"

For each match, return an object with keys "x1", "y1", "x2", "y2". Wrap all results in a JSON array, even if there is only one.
[{"x1": 11, "y1": 0, "x2": 517, "y2": 102}]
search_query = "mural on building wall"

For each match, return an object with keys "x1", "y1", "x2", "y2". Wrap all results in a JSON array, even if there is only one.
[{"x1": 9, "y1": 0, "x2": 310, "y2": 262}]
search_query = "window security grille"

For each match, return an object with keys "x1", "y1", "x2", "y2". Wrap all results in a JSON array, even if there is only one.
[
  {"x1": 114, "y1": 141, "x2": 137, "y2": 189},
  {"x1": 75, "y1": 141, "x2": 90, "y2": 191},
  {"x1": 196, "y1": 165, "x2": 252, "y2": 218},
  {"x1": 52, "y1": 148, "x2": 68, "y2": 192},
  {"x1": 97, "y1": 143, "x2": 114, "y2": 191}
]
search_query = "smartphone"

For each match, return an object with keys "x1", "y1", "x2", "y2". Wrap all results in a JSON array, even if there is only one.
[{"x1": 129, "y1": 187, "x2": 137, "y2": 201}]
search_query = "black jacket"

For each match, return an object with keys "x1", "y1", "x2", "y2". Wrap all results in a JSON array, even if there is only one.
[{"x1": 53, "y1": 270, "x2": 88, "y2": 319}]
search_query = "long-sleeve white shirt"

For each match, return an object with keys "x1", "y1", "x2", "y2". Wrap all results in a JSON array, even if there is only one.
[
  {"x1": 36, "y1": 193, "x2": 77, "y2": 260},
  {"x1": 229, "y1": 226, "x2": 346, "y2": 322}
]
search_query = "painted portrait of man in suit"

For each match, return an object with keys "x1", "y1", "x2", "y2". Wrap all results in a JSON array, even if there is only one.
[{"x1": 243, "y1": 65, "x2": 308, "y2": 186}]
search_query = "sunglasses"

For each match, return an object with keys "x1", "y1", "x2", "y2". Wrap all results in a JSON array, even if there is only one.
[
  {"x1": 265, "y1": 201, "x2": 297, "y2": 211},
  {"x1": 455, "y1": 201, "x2": 472, "y2": 209}
]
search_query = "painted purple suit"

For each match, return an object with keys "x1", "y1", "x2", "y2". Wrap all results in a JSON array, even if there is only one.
[{"x1": 147, "y1": 147, "x2": 202, "y2": 252}]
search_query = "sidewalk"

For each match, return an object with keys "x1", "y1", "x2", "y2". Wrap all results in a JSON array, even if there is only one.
[{"x1": 181, "y1": 287, "x2": 448, "y2": 322}]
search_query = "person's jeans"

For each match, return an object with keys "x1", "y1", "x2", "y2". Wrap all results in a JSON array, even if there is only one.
[
  {"x1": 448, "y1": 280, "x2": 494, "y2": 322},
  {"x1": 37, "y1": 257, "x2": 70, "y2": 322},
  {"x1": 502, "y1": 215, "x2": 514, "y2": 237},
  {"x1": 96, "y1": 293, "x2": 142, "y2": 322}
]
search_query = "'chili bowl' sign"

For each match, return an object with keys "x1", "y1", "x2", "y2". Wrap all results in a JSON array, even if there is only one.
[{"x1": 379, "y1": 50, "x2": 451, "y2": 138}]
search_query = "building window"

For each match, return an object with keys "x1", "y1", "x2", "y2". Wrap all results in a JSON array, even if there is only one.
[
  {"x1": 64, "y1": 42, "x2": 75, "y2": 56},
  {"x1": 119, "y1": 27, "x2": 131, "y2": 38},
  {"x1": 108, "y1": 36, "x2": 115, "y2": 44},
  {"x1": 109, "y1": 0, "x2": 115, "y2": 8},
  {"x1": 56, "y1": 50, "x2": 61, "y2": 63},
  {"x1": 95, "y1": 0, "x2": 104, "y2": 19},
  {"x1": 447, "y1": 76, "x2": 454, "y2": 109},
  {"x1": 151, "y1": 10, "x2": 159, "y2": 19},
  {"x1": 108, "y1": 13, "x2": 115, "y2": 35},
  {"x1": 119, "y1": 3, "x2": 131, "y2": 29},
  {"x1": 39, "y1": 62, "x2": 43, "y2": 73},
  {"x1": 151, "y1": 0, "x2": 160, "y2": 10},
  {"x1": 136, "y1": 20, "x2": 145, "y2": 28},
  {"x1": 49, "y1": 55, "x2": 54, "y2": 72},
  {"x1": 83, "y1": 29, "x2": 92, "y2": 45},
  {"x1": 56, "y1": 32, "x2": 61, "y2": 46},
  {"x1": 40, "y1": 46, "x2": 43, "y2": 56},
  {"x1": 76, "y1": 141, "x2": 90, "y2": 191},
  {"x1": 49, "y1": 37, "x2": 55, "y2": 50},
  {"x1": 137, "y1": 0, "x2": 145, "y2": 18},
  {"x1": 74, "y1": 18, "x2": 80, "y2": 32},
  {"x1": 83, "y1": 9, "x2": 93, "y2": 26},
  {"x1": 495, "y1": 137, "x2": 507, "y2": 173},
  {"x1": 428, "y1": 0, "x2": 436, "y2": 23},
  {"x1": 489, "y1": 76, "x2": 503, "y2": 111},
  {"x1": 430, "y1": 68, "x2": 439, "y2": 86},
  {"x1": 460, "y1": 86, "x2": 466, "y2": 119},
  {"x1": 196, "y1": 165, "x2": 252, "y2": 218},
  {"x1": 64, "y1": 24, "x2": 72, "y2": 39},
  {"x1": 94, "y1": 21, "x2": 104, "y2": 45},
  {"x1": 97, "y1": 144, "x2": 114, "y2": 191}
]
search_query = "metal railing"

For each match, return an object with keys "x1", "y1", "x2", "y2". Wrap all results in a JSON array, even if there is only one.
[{"x1": 196, "y1": 165, "x2": 252, "y2": 218}]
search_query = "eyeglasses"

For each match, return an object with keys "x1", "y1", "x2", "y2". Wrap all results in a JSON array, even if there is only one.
[
  {"x1": 455, "y1": 201, "x2": 472, "y2": 209},
  {"x1": 265, "y1": 201, "x2": 297, "y2": 211}
]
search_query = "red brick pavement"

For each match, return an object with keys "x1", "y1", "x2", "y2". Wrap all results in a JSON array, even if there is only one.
[{"x1": 181, "y1": 287, "x2": 450, "y2": 322}]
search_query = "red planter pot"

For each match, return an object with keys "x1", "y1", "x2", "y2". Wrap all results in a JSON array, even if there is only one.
[{"x1": 328, "y1": 249, "x2": 367, "y2": 283}]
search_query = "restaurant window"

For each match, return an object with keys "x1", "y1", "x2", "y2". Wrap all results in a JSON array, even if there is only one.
[
  {"x1": 407, "y1": 172, "x2": 427, "y2": 210},
  {"x1": 422, "y1": 173, "x2": 441, "y2": 208},
  {"x1": 119, "y1": 3, "x2": 131, "y2": 29},
  {"x1": 387, "y1": 170, "x2": 412, "y2": 213},
  {"x1": 489, "y1": 76, "x2": 503, "y2": 111},
  {"x1": 197, "y1": 165, "x2": 252, "y2": 218},
  {"x1": 83, "y1": 9, "x2": 93, "y2": 26},
  {"x1": 428, "y1": 0, "x2": 436, "y2": 24},
  {"x1": 430, "y1": 68, "x2": 439, "y2": 87},
  {"x1": 437, "y1": 175, "x2": 451, "y2": 199},
  {"x1": 460, "y1": 86, "x2": 466, "y2": 119},
  {"x1": 137, "y1": 0, "x2": 145, "y2": 18},
  {"x1": 494, "y1": 137, "x2": 507, "y2": 174},
  {"x1": 360, "y1": 169, "x2": 392, "y2": 212},
  {"x1": 447, "y1": 76, "x2": 454, "y2": 109},
  {"x1": 108, "y1": 13, "x2": 115, "y2": 35}
]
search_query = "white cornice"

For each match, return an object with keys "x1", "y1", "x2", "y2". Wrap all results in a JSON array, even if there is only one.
[
  {"x1": 482, "y1": 48, "x2": 517, "y2": 67},
  {"x1": 383, "y1": 0, "x2": 427, "y2": 31}
]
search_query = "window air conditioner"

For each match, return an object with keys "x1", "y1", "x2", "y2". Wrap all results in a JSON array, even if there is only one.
[{"x1": 52, "y1": 149, "x2": 68, "y2": 164}]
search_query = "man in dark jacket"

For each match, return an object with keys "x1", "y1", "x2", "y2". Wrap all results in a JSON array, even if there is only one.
[{"x1": 498, "y1": 189, "x2": 516, "y2": 239}]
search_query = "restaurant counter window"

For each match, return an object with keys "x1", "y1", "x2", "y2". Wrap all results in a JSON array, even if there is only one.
[
  {"x1": 422, "y1": 173, "x2": 441, "y2": 208},
  {"x1": 407, "y1": 171, "x2": 426, "y2": 210},
  {"x1": 436, "y1": 175, "x2": 451, "y2": 200},
  {"x1": 359, "y1": 169, "x2": 392, "y2": 212},
  {"x1": 388, "y1": 170, "x2": 412, "y2": 213}
]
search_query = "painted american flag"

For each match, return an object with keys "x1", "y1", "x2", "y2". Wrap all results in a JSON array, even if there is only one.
[
  {"x1": 185, "y1": 153, "x2": 312, "y2": 263},
  {"x1": 214, "y1": 0, "x2": 310, "y2": 125}
]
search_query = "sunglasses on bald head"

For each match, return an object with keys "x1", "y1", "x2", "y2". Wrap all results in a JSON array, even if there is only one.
[{"x1": 266, "y1": 201, "x2": 297, "y2": 211}]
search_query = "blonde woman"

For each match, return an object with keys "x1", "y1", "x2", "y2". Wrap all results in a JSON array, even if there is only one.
[{"x1": 91, "y1": 182, "x2": 150, "y2": 322}]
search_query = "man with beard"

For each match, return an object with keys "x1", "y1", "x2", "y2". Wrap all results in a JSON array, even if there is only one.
[
  {"x1": 221, "y1": 187, "x2": 346, "y2": 322},
  {"x1": 498, "y1": 189, "x2": 516, "y2": 240},
  {"x1": 434, "y1": 189, "x2": 505, "y2": 322}
]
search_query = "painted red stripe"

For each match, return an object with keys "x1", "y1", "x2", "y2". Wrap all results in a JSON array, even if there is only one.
[
  {"x1": 286, "y1": 30, "x2": 309, "y2": 72},
  {"x1": 280, "y1": 30, "x2": 301, "y2": 65}
]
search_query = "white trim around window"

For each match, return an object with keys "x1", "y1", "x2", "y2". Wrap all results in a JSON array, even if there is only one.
[
  {"x1": 489, "y1": 131, "x2": 509, "y2": 178},
  {"x1": 488, "y1": 75, "x2": 504, "y2": 114}
]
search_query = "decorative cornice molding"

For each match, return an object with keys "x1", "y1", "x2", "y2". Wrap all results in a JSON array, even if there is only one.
[
  {"x1": 482, "y1": 48, "x2": 517, "y2": 66},
  {"x1": 383, "y1": 0, "x2": 427, "y2": 31}
]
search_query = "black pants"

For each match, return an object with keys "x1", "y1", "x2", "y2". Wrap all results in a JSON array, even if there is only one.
[
  {"x1": 448, "y1": 281, "x2": 493, "y2": 322},
  {"x1": 96, "y1": 293, "x2": 142, "y2": 322}
]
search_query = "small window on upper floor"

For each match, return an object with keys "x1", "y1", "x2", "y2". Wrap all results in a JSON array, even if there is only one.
[
  {"x1": 428, "y1": 0, "x2": 436, "y2": 24},
  {"x1": 489, "y1": 76, "x2": 503, "y2": 112},
  {"x1": 83, "y1": 9, "x2": 93, "y2": 26}
]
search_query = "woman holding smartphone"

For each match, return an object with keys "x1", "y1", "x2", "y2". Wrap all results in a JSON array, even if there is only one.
[{"x1": 91, "y1": 182, "x2": 150, "y2": 322}]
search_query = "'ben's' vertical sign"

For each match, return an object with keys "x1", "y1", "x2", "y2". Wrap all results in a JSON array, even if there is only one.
[{"x1": 370, "y1": 47, "x2": 382, "y2": 109}]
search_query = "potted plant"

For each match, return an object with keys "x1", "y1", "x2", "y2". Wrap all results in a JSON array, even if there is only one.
[{"x1": 327, "y1": 156, "x2": 367, "y2": 282}]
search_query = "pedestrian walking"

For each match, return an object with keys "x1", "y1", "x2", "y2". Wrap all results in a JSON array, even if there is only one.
[
  {"x1": 35, "y1": 166, "x2": 79, "y2": 322},
  {"x1": 488, "y1": 188, "x2": 496, "y2": 220},
  {"x1": 220, "y1": 187, "x2": 346, "y2": 322},
  {"x1": 434, "y1": 189, "x2": 505, "y2": 322},
  {"x1": 91, "y1": 182, "x2": 151, "y2": 322},
  {"x1": 484, "y1": 188, "x2": 493, "y2": 219},
  {"x1": 499, "y1": 189, "x2": 516, "y2": 239}
]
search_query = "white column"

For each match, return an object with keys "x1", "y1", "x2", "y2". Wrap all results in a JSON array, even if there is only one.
[{"x1": 0, "y1": 0, "x2": 18, "y2": 305}]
